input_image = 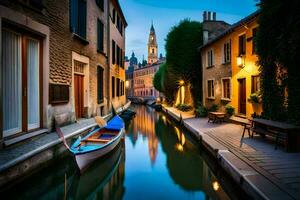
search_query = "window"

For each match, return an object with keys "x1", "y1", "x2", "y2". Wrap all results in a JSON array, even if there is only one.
[
  {"x1": 70, "y1": 0, "x2": 87, "y2": 39},
  {"x1": 2, "y1": 29, "x2": 42, "y2": 136},
  {"x1": 238, "y1": 34, "x2": 246, "y2": 55},
  {"x1": 112, "y1": 76, "x2": 115, "y2": 98},
  {"x1": 252, "y1": 28, "x2": 257, "y2": 54},
  {"x1": 152, "y1": 48, "x2": 154, "y2": 54},
  {"x1": 222, "y1": 78, "x2": 231, "y2": 99},
  {"x1": 223, "y1": 40, "x2": 231, "y2": 63},
  {"x1": 116, "y1": 78, "x2": 120, "y2": 97},
  {"x1": 207, "y1": 80, "x2": 214, "y2": 98},
  {"x1": 207, "y1": 49, "x2": 214, "y2": 67},
  {"x1": 251, "y1": 75, "x2": 260, "y2": 93},
  {"x1": 112, "y1": 40, "x2": 116, "y2": 64},
  {"x1": 97, "y1": 66, "x2": 104, "y2": 103},
  {"x1": 95, "y1": 0, "x2": 104, "y2": 11},
  {"x1": 116, "y1": 14, "x2": 123, "y2": 35},
  {"x1": 97, "y1": 19, "x2": 104, "y2": 52},
  {"x1": 116, "y1": 45, "x2": 120, "y2": 66},
  {"x1": 112, "y1": 9, "x2": 116, "y2": 24}
]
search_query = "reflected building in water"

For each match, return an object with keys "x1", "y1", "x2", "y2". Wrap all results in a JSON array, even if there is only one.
[{"x1": 126, "y1": 106, "x2": 159, "y2": 164}]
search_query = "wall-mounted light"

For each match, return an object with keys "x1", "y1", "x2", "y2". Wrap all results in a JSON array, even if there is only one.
[
  {"x1": 179, "y1": 80, "x2": 184, "y2": 86},
  {"x1": 125, "y1": 80, "x2": 129, "y2": 88},
  {"x1": 237, "y1": 55, "x2": 245, "y2": 68}
]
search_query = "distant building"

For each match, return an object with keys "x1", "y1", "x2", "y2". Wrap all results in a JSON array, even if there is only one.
[
  {"x1": 201, "y1": 11, "x2": 261, "y2": 118},
  {"x1": 125, "y1": 52, "x2": 137, "y2": 97},
  {"x1": 131, "y1": 23, "x2": 165, "y2": 100},
  {"x1": 148, "y1": 23, "x2": 158, "y2": 65}
]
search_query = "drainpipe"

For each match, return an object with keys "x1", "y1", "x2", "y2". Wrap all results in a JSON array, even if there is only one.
[{"x1": 106, "y1": 0, "x2": 111, "y2": 114}]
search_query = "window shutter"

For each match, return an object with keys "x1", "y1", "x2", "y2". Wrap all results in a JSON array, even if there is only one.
[
  {"x1": 112, "y1": 40, "x2": 115, "y2": 64},
  {"x1": 78, "y1": 0, "x2": 87, "y2": 38},
  {"x1": 70, "y1": 0, "x2": 78, "y2": 33},
  {"x1": 97, "y1": 19, "x2": 104, "y2": 52},
  {"x1": 97, "y1": 66, "x2": 104, "y2": 103},
  {"x1": 96, "y1": 0, "x2": 104, "y2": 11}
]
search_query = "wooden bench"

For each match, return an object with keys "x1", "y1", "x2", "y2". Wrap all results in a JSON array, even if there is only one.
[
  {"x1": 230, "y1": 116, "x2": 253, "y2": 139},
  {"x1": 208, "y1": 112, "x2": 226, "y2": 123},
  {"x1": 251, "y1": 118, "x2": 300, "y2": 152}
]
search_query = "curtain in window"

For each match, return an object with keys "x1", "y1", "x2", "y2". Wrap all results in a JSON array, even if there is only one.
[
  {"x1": 2, "y1": 30, "x2": 22, "y2": 137},
  {"x1": 27, "y1": 38, "x2": 40, "y2": 130}
]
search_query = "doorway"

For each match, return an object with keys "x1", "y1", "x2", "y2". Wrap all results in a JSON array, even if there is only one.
[
  {"x1": 1, "y1": 29, "x2": 42, "y2": 138},
  {"x1": 238, "y1": 78, "x2": 246, "y2": 115},
  {"x1": 74, "y1": 74, "x2": 84, "y2": 119}
]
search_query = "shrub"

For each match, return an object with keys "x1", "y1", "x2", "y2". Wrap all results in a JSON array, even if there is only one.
[
  {"x1": 225, "y1": 104, "x2": 235, "y2": 116},
  {"x1": 176, "y1": 104, "x2": 192, "y2": 112},
  {"x1": 209, "y1": 104, "x2": 218, "y2": 112},
  {"x1": 195, "y1": 102, "x2": 208, "y2": 117},
  {"x1": 248, "y1": 93, "x2": 261, "y2": 104}
]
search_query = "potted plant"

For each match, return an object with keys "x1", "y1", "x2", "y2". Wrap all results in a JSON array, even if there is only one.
[
  {"x1": 248, "y1": 92, "x2": 261, "y2": 113},
  {"x1": 225, "y1": 104, "x2": 235, "y2": 117}
]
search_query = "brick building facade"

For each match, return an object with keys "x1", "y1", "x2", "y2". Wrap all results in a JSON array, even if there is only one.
[
  {"x1": 201, "y1": 11, "x2": 262, "y2": 118},
  {"x1": 0, "y1": 0, "x2": 127, "y2": 146}
]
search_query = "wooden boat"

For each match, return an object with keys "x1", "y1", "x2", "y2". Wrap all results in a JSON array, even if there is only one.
[{"x1": 56, "y1": 115, "x2": 125, "y2": 172}]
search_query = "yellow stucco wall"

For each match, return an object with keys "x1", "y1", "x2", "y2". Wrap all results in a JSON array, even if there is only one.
[
  {"x1": 202, "y1": 16, "x2": 262, "y2": 118},
  {"x1": 231, "y1": 20, "x2": 262, "y2": 118}
]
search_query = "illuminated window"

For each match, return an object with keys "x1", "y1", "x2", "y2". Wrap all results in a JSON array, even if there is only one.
[{"x1": 251, "y1": 75, "x2": 260, "y2": 93}]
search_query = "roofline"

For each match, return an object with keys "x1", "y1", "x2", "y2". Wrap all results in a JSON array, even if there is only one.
[
  {"x1": 111, "y1": 0, "x2": 128, "y2": 27},
  {"x1": 199, "y1": 10, "x2": 260, "y2": 50}
]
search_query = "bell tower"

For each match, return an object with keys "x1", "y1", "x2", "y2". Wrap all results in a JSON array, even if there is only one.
[{"x1": 148, "y1": 22, "x2": 158, "y2": 64}]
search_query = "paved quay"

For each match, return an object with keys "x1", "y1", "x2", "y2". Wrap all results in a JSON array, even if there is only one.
[{"x1": 162, "y1": 105, "x2": 300, "y2": 200}]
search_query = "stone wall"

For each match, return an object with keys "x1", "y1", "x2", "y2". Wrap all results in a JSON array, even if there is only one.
[{"x1": 0, "y1": 0, "x2": 110, "y2": 130}]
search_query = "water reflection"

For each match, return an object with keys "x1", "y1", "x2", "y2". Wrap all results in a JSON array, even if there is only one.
[
  {"x1": 124, "y1": 105, "x2": 232, "y2": 200},
  {"x1": 1, "y1": 143, "x2": 126, "y2": 200},
  {"x1": 1, "y1": 105, "x2": 234, "y2": 200},
  {"x1": 126, "y1": 106, "x2": 158, "y2": 164}
]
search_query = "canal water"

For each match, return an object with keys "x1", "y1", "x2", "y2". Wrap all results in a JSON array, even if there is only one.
[{"x1": 1, "y1": 105, "x2": 236, "y2": 200}]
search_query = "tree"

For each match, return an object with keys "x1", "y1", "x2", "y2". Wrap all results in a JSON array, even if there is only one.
[
  {"x1": 164, "y1": 19, "x2": 203, "y2": 106},
  {"x1": 257, "y1": 0, "x2": 300, "y2": 124}
]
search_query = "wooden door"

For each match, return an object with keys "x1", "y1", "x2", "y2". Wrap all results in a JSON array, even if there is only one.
[
  {"x1": 74, "y1": 74, "x2": 84, "y2": 119},
  {"x1": 238, "y1": 78, "x2": 246, "y2": 115}
]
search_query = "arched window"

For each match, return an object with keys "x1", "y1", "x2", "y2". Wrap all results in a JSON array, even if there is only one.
[{"x1": 152, "y1": 48, "x2": 154, "y2": 54}]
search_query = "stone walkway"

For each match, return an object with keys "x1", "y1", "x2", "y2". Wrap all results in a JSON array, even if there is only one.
[{"x1": 163, "y1": 105, "x2": 300, "y2": 200}]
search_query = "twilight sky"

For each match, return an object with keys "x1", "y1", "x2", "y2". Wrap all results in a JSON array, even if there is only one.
[{"x1": 119, "y1": 0, "x2": 258, "y2": 62}]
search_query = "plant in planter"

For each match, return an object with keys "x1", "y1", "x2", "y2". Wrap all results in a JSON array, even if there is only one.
[
  {"x1": 195, "y1": 102, "x2": 208, "y2": 117},
  {"x1": 225, "y1": 104, "x2": 235, "y2": 116},
  {"x1": 209, "y1": 104, "x2": 219, "y2": 112},
  {"x1": 248, "y1": 92, "x2": 262, "y2": 104}
]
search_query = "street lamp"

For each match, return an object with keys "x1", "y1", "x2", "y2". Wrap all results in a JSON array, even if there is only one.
[{"x1": 237, "y1": 55, "x2": 245, "y2": 68}]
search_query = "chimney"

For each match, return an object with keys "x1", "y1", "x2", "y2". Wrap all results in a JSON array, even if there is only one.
[
  {"x1": 213, "y1": 12, "x2": 216, "y2": 21},
  {"x1": 203, "y1": 11, "x2": 207, "y2": 21},
  {"x1": 208, "y1": 11, "x2": 211, "y2": 21}
]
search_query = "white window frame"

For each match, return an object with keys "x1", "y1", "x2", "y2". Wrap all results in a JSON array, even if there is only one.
[
  {"x1": 221, "y1": 77, "x2": 232, "y2": 101},
  {"x1": 222, "y1": 40, "x2": 231, "y2": 64},
  {"x1": 207, "y1": 49, "x2": 214, "y2": 68},
  {"x1": 207, "y1": 79, "x2": 215, "y2": 99}
]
